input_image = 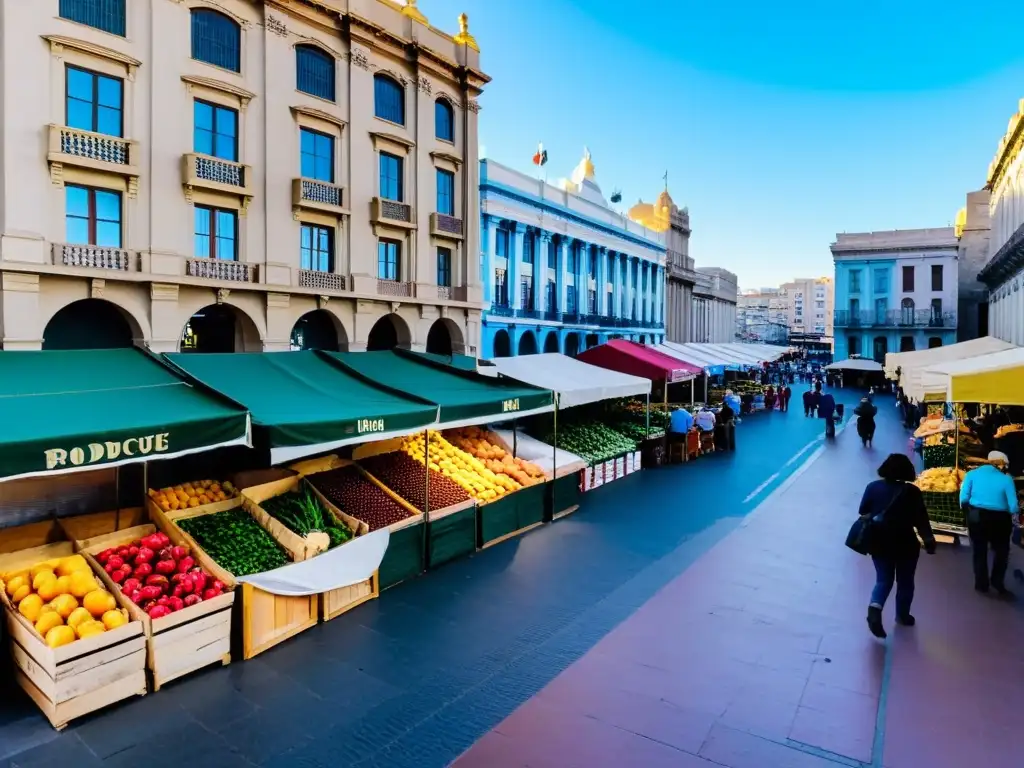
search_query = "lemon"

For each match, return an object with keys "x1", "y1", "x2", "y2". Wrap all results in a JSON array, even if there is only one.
[
  {"x1": 45, "y1": 625, "x2": 76, "y2": 648},
  {"x1": 55, "y1": 555, "x2": 90, "y2": 577},
  {"x1": 36, "y1": 578, "x2": 62, "y2": 603},
  {"x1": 5, "y1": 575, "x2": 26, "y2": 598},
  {"x1": 29, "y1": 563, "x2": 54, "y2": 582},
  {"x1": 67, "y1": 606, "x2": 92, "y2": 630},
  {"x1": 53, "y1": 575, "x2": 72, "y2": 596},
  {"x1": 83, "y1": 589, "x2": 115, "y2": 619},
  {"x1": 31, "y1": 569, "x2": 56, "y2": 591},
  {"x1": 69, "y1": 571, "x2": 99, "y2": 599},
  {"x1": 18, "y1": 593, "x2": 44, "y2": 623},
  {"x1": 101, "y1": 610, "x2": 127, "y2": 630},
  {"x1": 34, "y1": 611, "x2": 64, "y2": 636},
  {"x1": 11, "y1": 584, "x2": 30, "y2": 603},
  {"x1": 50, "y1": 593, "x2": 79, "y2": 620},
  {"x1": 75, "y1": 620, "x2": 106, "y2": 640}
]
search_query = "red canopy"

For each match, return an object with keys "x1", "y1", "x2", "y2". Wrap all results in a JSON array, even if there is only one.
[{"x1": 577, "y1": 340, "x2": 700, "y2": 383}]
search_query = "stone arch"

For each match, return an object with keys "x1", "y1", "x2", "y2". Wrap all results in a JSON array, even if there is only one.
[
  {"x1": 425, "y1": 318, "x2": 466, "y2": 356},
  {"x1": 291, "y1": 309, "x2": 348, "y2": 351},
  {"x1": 367, "y1": 312, "x2": 413, "y2": 352},
  {"x1": 493, "y1": 329, "x2": 511, "y2": 358},
  {"x1": 517, "y1": 330, "x2": 538, "y2": 356},
  {"x1": 543, "y1": 330, "x2": 560, "y2": 353},
  {"x1": 564, "y1": 333, "x2": 580, "y2": 357},
  {"x1": 180, "y1": 303, "x2": 262, "y2": 353},
  {"x1": 585, "y1": 333, "x2": 600, "y2": 349},
  {"x1": 42, "y1": 298, "x2": 143, "y2": 350}
]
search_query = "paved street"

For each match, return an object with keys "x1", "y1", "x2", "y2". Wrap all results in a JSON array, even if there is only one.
[{"x1": 3, "y1": 388, "x2": 1019, "y2": 767}]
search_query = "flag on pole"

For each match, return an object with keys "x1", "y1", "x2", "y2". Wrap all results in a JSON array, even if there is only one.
[{"x1": 532, "y1": 143, "x2": 548, "y2": 167}]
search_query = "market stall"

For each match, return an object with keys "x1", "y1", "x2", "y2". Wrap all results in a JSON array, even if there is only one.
[
  {"x1": 916, "y1": 346, "x2": 1024, "y2": 406},
  {"x1": 884, "y1": 336, "x2": 1014, "y2": 381}
]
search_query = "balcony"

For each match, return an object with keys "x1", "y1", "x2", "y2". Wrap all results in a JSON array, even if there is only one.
[
  {"x1": 371, "y1": 197, "x2": 414, "y2": 229},
  {"x1": 52, "y1": 243, "x2": 137, "y2": 271},
  {"x1": 489, "y1": 304, "x2": 515, "y2": 317},
  {"x1": 833, "y1": 309, "x2": 958, "y2": 329},
  {"x1": 430, "y1": 212, "x2": 464, "y2": 241},
  {"x1": 48, "y1": 125, "x2": 140, "y2": 195},
  {"x1": 377, "y1": 278, "x2": 413, "y2": 297},
  {"x1": 186, "y1": 259, "x2": 255, "y2": 283},
  {"x1": 437, "y1": 286, "x2": 467, "y2": 301},
  {"x1": 183, "y1": 153, "x2": 253, "y2": 211},
  {"x1": 298, "y1": 270, "x2": 347, "y2": 292},
  {"x1": 292, "y1": 178, "x2": 347, "y2": 217}
]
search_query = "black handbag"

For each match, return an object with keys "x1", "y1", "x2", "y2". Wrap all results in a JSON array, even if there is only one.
[{"x1": 846, "y1": 487, "x2": 903, "y2": 556}]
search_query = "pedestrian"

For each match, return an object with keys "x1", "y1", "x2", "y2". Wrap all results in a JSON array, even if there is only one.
[
  {"x1": 782, "y1": 385, "x2": 792, "y2": 413},
  {"x1": 854, "y1": 396, "x2": 878, "y2": 448},
  {"x1": 820, "y1": 389, "x2": 836, "y2": 437},
  {"x1": 802, "y1": 389, "x2": 813, "y2": 417},
  {"x1": 960, "y1": 451, "x2": 1019, "y2": 596},
  {"x1": 858, "y1": 453, "x2": 937, "y2": 638},
  {"x1": 765, "y1": 386, "x2": 776, "y2": 411}
]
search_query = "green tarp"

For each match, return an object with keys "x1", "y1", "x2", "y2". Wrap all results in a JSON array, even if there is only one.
[
  {"x1": 322, "y1": 350, "x2": 553, "y2": 426},
  {"x1": 164, "y1": 352, "x2": 438, "y2": 464},
  {"x1": 0, "y1": 349, "x2": 250, "y2": 483}
]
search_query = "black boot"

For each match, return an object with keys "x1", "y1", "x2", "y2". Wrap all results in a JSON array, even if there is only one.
[
  {"x1": 867, "y1": 605, "x2": 886, "y2": 638},
  {"x1": 895, "y1": 613, "x2": 915, "y2": 626}
]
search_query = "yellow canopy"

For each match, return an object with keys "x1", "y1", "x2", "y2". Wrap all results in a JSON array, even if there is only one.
[
  {"x1": 886, "y1": 336, "x2": 1014, "y2": 382},
  {"x1": 920, "y1": 346, "x2": 1024, "y2": 404}
]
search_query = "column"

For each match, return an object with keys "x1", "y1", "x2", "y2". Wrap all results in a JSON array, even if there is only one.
[
  {"x1": 578, "y1": 242, "x2": 589, "y2": 316},
  {"x1": 556, "y1": 236, "x2": 568, "y2": 314},
  {"x1": 626, "y1": 258, "x2": 636, "y2": 322},
  {"x1": 641, "y1": 262, "x2": 650, "y2": 323},
  {"x1": 614, "y1": 253, "x2": 624, "y2": 318},
  {"x1": 597, "y1": 246, "x2": 608, "y2": 316},
  {"x1": 509, "y1": 224, "x2": 523, "y2": 310},
  {"x1": 482, "y1": 214, "x2": 497, "y2": 304},
  {"x1": 655, "y1": 266, "x2": 664, "y2": 329}
]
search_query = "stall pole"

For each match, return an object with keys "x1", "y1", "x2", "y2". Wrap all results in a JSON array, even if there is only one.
[
  {"x1": 422, "y1": 428, "x2": 430, "y2": 570},
  {"x1": 551, "y1": 394, "x2": 559, "y2": 520},
  {"x1": 704, "y1": 375, "x2": 708, "y2": 404},
  {"x1": 645, "y1": 392, "x2": 650, "y2": 440},
  {"x1": 513, "y1": 419, "x2": 518, "y2": 457},
  {"x1": 954, "y1": 408, "x2": 960, "y2": 471},
  {"x1": 115, "y1": 467, "x2": 121, "y2": 531}
]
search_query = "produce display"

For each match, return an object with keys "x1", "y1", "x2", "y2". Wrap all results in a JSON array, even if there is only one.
[
  {"x1": 996, "y1": 424, "x2": 1024, "y2": 438},
  {"x1": 914, "y1": 467, "x2": 965, "y2": 492},
  {"x1": 260, "y1": 485, "x2": 352, "y2": 549},
  {"x1": 308, "y1": 466, "x2": 413, "y2": 532},
  {"x1": 924, "y1": 433, "x2": 956, "y2": 447},
  {"x1": 178, "y1": 508, "x2": 289, "y2": 577},
  {"x1": 2, "y1": 554, "x2": 128, "y2": 648},
  {"x1": 544, "y1": 423, "x2": 636, "y2": 465},
  {"x1": 444, "y1": 427, "x2": 547, "y2": 486},
  {"x1": 93, "y1": 532, "x2": 225, "y2": 619},
  {"x1": 149, "y1": 479, "x2": 236, "y2": 512},
  {"x1": 360, "y1": 451, "x2": 469, "y2": 510}
]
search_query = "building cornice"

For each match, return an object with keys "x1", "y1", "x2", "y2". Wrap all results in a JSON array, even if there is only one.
[
  {"x1": 986, "y1": 98, "x2": 1024, "y2": 192},
  {"x1": 978, "y1": 219, "x2": 1024, "y2": 287}
]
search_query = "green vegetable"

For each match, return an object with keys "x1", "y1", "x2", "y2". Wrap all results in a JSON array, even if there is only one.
[
  {"x1": 178, "y1": 508, "x2": 289, "y2": 577},
  {"x1": 261, "y1": 484, "x2": 351, "y2": 548},
  {"x1": 543, "y1": 423, "x2": 637, "y2": 465}
]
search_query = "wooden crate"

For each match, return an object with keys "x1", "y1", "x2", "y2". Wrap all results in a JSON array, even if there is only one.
[
  {"x1": 58, "y1": 507, "x2": 148, "y2": 543},
  {"x1": 75, "y1": 524, "x2": 234, "y2": 691},
  {"x1": 148, "y1": 498, "x2": 318, "y2": 661},
  {"x1": 477, "y1": 482, "x2": 548, "y2": 549},
  {"x1": 241, "y1": 476, "x2": 335, "y2": 562},
  {"x1": 0, "y1": 542, "x2": 146, "y2": 730}
]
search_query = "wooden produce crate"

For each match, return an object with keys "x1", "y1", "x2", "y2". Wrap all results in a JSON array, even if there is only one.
[
  {"x1": 241, "y1": 474, "x2": 378, "y2": 625},
  {"x1": 75, "y1": 524, "x2": 234, "y2": 691},
  {"x1": 148, "y1": 498, "x2": 317, "y2": 661},
  {"x1": 477, "y1": 481, "x2": 549, "y2": 549},
  {"x1": 0, "y1": 542, "x2": 146, "y2": 730},
  {"x1": 58, "y1": 507, "x2": 148, "y2": 543}
]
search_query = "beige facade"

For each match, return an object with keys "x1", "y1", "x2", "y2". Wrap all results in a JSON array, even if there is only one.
[
  {"x1": 691, "y1": 267, "x2": 738, "y2": 343},
  {"x1": 0, "y1": 0, "x2": 488, "y2": 354},
  {"x1": 779, "y1": 277, "x2": 833, "y2": 338}
]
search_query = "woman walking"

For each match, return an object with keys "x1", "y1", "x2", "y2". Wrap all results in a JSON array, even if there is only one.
[
  {"x1": 858, "y1": 454, "x2": 937, "y2": 638},
  {"x1": 854, "y1": 397, "x2": 878, "y2": 447}
]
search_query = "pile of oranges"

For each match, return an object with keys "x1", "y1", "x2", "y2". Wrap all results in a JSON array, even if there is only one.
[{"x1": 149, "y1": 479, "x2": 236, "y2": 512}]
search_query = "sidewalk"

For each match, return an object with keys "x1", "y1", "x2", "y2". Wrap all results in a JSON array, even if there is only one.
[{"x1": 455, "y1": 400, "x2": 1024, "y2": 768}]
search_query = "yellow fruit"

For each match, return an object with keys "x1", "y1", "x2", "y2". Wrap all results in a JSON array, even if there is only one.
[
  {"x1": 45, "y1": 625, "x2": 77, "y2": 648},
  {"x1": 29, "y1": 563, "x2": 53, "y2": 582},
  {"x1": 101, "y1": 610, "x2": 127, "y2": 630},
  {"x1": 67, "y1": 606, "x2": 92, "y2": 630},
  {"x1": 53, "y1": 575, "x2": 72, "y2": 596},
  {"x1": 34, "y1": 611, "x2": 64, "y2": 636},
  {"x1": 75, "y1": 620, "x2": 106, "y2": 639},
  {"x1": 50, "y1": 593, "x2": 79, "y2": 620},
  {"x1": 56, "y1": 555, "x2": 90, "y2": 577},
  {"x1": 11, "y1": 584, "x2": 31, "y2": 603},
  {"x1": 69, "y1": 571, "x2": 99, "y2": 599},
  {"x1": 5, "y1": 575, "x2": 27, "y2": 597},
  {"x1": 32, "y1": 569, "x2": 56, "y2": 590},
  {"x1": 83, "y1": 589, "x2": 115, "y2": 619},
  {"x1": 18, "y1": 593, "x2": 44, "y2": 623},
  {"x1": 36, "y1": 578, "x2": 62, "y2": 602}
]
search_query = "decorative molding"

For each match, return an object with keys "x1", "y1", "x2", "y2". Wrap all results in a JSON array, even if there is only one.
[
  {"x1": 150, "y1": 283, "x2": 179, "y2": 302},
  {"x1": 466, "y1": 99, "x2": 481, "y2": 113},
  {"x1": 290, "y1": 105, "x2": 348, "y2": 130},
  {"x1": 417, "y1": 75, "x2": 432, "y2": 95},
  {"x1": 429, "y1": 150, "x2": 463, "y2": 168},
  {"x1": 180, "y1": 74, "x2": 256, "y2": 109},
  {"x1": 369, "y1": 130, "x2": 416, "y2": 150},
  {"x1": 348, "y1": 48, "x2": 370, "y2": 71},
  {"x1": 267, "y1": 292, "x2": 290, "y2": 309},
  {"x1": 390, "y1": 301, "x2": 402, "y2": 314},
  {"x1": 266, "y1": 15, "x2": 287, "y2": 37},
  {"x1": 216, "y1": 288, "x2": 231, "y2": 304},
  {"x1": 49, "y1": 162, "x2": 64, "y2": 188},
  {"x1": 318, "y1": 295, "x2": 330, "y2": 310},
  {"x1": 90, "y1": 279, "x2": 105, "y2": 299},
  {"x1": 42, "y1": 35, "x2": 142, "y2": 79}
]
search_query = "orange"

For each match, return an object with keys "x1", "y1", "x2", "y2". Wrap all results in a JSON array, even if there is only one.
[
  {"x1": 31, "y1": 569, "x2": 56, "y2": 591},
  {"x1": 36, "y1": 578, "x2": 62, "y2": 602},
  {"x1": 101, "y1": 610, "x2": 127, "y2": 630}
]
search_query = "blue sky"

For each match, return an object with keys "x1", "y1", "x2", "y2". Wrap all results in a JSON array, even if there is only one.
[{"x1": 423, "y1": 0, "x2": 1024, "y2": 289}]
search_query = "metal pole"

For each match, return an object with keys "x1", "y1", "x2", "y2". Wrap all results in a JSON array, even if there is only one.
[
  {"x1": 551, "y1": 394, "x2": 558, "y2": 521},
  {"x1": 115, "y1": 466, "x2": 121, "y2": 531},
  {"x1": 645, "y1": 392, "x2": 650, "y2": 439},
  {"x1": 423, "y1": 429, "x2": 430, "y2": 571}
]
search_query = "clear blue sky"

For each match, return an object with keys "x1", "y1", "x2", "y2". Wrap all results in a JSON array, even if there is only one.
[{"x1": 423, "y1": 0, "x2": 1024, "y2": 289}]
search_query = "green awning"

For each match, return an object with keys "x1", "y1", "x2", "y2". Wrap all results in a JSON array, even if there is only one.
[
  {"x1": 0, "y1": 349, "x2": 251, "y2": 483},
  {"x1": 321, "y1": 349, "x2": 554, "y2": 428},
  {"x1": 413, "y1": 351, "x2": 482, "y2": 371},
  {"x1": 164, "y1": 352, "x2": 438, "y2": 463}
]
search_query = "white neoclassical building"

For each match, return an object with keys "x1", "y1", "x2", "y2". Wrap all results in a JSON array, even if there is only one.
[
  {"x1": 0, "y1": 0, "x2": 488, "y2": 355},
  {"x1": 690, "y1": 267, "x2": 738, "y2": 343}
]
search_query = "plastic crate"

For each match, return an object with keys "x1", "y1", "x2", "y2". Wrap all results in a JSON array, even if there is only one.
[{"x1": 922, "y1": 490, "x2": 964, "y2": 528}]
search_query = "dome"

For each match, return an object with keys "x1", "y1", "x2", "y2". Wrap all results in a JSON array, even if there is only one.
[{"x1": 656, "y1": 189, "x2": 674, "y2": 211}]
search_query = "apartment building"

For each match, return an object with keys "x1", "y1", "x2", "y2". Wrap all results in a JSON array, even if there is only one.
[
  {"x1": 779, "y1": 277, "x2": 833, "y2": 339},
  {"x1": 0, "y1": 0, "x2": 488, "y2": 355},
  {"x1": 736, "y1": 288, "x2": 788, "y2": 343},
  {"x1": 691, "y1": 267, "x2": 738, "y2": 343}
]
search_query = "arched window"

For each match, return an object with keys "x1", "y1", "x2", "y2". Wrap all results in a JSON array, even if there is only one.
[
  {"x1": 296, "y1": 45, "x2": 335, "y2": 101},
  {"x1": 374, "y1": 74, "x2": 405, "y2": 125},
  {"x1": 435, "y1": 98, "x2": 454, "y2": 142},
  {"x1": 191, "y1": 9, "x2": 241, "y2": 73}
]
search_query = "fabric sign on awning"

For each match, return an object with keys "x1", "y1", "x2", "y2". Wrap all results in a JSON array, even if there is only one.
[
  {"x1": 0, "y1": 348, "x2": 251, "y2": 483},
  {"x1": 481, "y1": 353, "x2": 651, "y2": 409},
  {"x1": 577, "y1": 339, "x2": 700, "y2": 383}
]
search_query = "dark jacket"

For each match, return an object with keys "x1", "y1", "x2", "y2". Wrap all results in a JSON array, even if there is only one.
[
  {"x1": 802, "y1": 391, "x2": 813, "y2": 406},
  {"x1": 854, "y1": 402, "x2": 877, "y2": 419},
  {"x1": 819, "y1": 393, "x2": 836, "y2": 418},
  {"x1": 857, "y1": 480, "x2": 936, "y2": 557}
]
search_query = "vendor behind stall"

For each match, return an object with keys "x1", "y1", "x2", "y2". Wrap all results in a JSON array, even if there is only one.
[
  {"x1": 695, "y1": 407, "x2": 716, "y2": 432},
  {"x1": 669, "y1": 406, "x2": 695, "y2": 444}
]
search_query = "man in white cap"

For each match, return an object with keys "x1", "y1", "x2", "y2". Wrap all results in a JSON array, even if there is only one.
[{"x1": 960, "y1": 451, "x2": 1020, "y2": 596}]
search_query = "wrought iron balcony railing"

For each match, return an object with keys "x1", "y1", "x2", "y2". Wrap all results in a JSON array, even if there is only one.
[{"x1": 833, "y1": 309, "x2": 958, "y2": 329}]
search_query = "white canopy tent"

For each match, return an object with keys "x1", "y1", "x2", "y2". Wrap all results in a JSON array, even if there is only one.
[
  {"x1": 885, "y1": 336, "x2": 1015, "y2": 379},
  {"x1": 480, "y1": 353, "x2": 651, "y2": 409},
  {"x1": 912, "y1": 346, "x2": 1024, "y2": 403},
  {"x1": 825, "y1": 358, "x2": 884, "y2": 372},
  {"x1": 657, "y1": 342, "x2": 732, "y2": 370}
]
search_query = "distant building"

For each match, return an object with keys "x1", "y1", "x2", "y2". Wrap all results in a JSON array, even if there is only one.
[
  {"x1": 692, "y1": 267, "x2": 738, "y2": 343},
  {"x1": 736, "y1": 288, "x2": 788, "y2": 343},
  {"x1": 779, "y1": 277, "x2": 834, "y2": 340},
  {"x1": 954, "y1": 190, "x2": 992, "y2": 341},
  {"x1": 831, "y1": 228, "x2": 959, "y2": 362}
]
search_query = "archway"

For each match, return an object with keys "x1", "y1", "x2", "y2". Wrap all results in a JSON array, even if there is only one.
[
  {"x1": 543, "y1": 330, "x2": 560, "y2": 353},
  {"x1": 367, "y1": 313, "x2": 412, "y2": 352},
  {"x1": 585, "y1": 333, "x2": 599, "y2": 349},
  {"x1": 872, "y1": 336, "x2": 888, "y2": 363},
  {"x1": 564, "y1": 333, "x2": 580, "y2": 358},
  {"x1": 180, "y1": 304, "x2": 260, "y2": 353},
  {"x1": 517, "y1": 330, "x2": 538, "y2": 356},
  {"x1": 425, "y1": 318, "x2": 466, "y2": 357},
  {"x1": 492, "y1": 329, "x2": 511, "y2": 358},
  {"x1": 928, "y1": 337, "x2": 942, "y2": 349},
  {"x1": 291, "y1": 310, "x2": 345, "y2": 351},
  {"x1": 900, "y1": 298, "x2": 915, "y2": 325},
  {"x1": 43, "y1": 299, "x2": 137, "y2": 350}
]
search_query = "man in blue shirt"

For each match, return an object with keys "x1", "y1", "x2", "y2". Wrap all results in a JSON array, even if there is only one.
[
  {"x1": 669, "y1": 407, "x2": 694, "y2": 435},
  {"x1": 960, "y1": 451, "x2": 1020, "y2": 595}
]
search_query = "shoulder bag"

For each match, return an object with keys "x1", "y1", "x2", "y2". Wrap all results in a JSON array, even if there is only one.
[{"x1": 846, "y1": 486, "x2": 904, "y2": 556}]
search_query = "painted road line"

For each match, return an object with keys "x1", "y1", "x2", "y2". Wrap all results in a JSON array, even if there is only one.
[{"x1": 743, "y1": 473, "x2": 780, "y2": 504}]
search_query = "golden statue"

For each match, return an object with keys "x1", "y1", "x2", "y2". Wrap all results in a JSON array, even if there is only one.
[
  {"x1": 454, "y1": 13, "x2": 480, "y2": 51},
  {"x1": 401, "y1": 0, "x2": 429, "y2": 25}
]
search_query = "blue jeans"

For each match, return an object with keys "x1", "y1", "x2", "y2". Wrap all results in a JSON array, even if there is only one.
[{"x1": 870, "y1": 550, "x2": 919, "y2": 616}]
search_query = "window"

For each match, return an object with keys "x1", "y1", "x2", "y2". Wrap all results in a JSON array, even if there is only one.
[
  {"x1": 931, "y1": 264, "x2": 943, "y2": 291},
  {"x1": 435, "y1": 98, "x2": 454, "y2": 142},
  {"x1": 194, "y1": 206, "x2": 237, "y2": 260},
  {"x1": 547, "y1": 239, "x2": 557, "y2": 269},
  {"x1": 849, "y1": 298, "x2": 860, "y2": 317},
  {"x1": 66, "y1": 66, "x2": 123, "y2": 137},
  {"x1": 437, "y1": 247, "x2": 452, "y2": 287},
  {"x1": 522, "y1": 231, "x2": 534, "y2": 264},
  {"x1": 900, "y1": 297, "x2": 915, "y2": 325},
  {"x1": 300, "y1": 128, "x2": 334, "y2": 182},
  {"x1": 873, "y1": 269, "x2": 888, "y2": 294},
  {"x1": 589, "y1": 289, "x2": 597, "y2": 314},
  {"x1": 66, "y1": 185, "x2": 121, "y2": 247},
  {"x1": 436, "y1": 169, "x2": 455, "y2": 216},
  {"x1": 902, "y1": 265, "x2": 915, "y2": 292},
  {"x1": 567, "y1": 285, "x2": 577, "y2": 313},
  {"x1": 194, "y1": 100, "x2": 238, "y2": 161},
  {"x1": 928, "y1": 337, "x2": 943, "y2": 349},
  {"x1": 374, "y1": 74, "x2": 405, "y2": 124},
  {"x1": 521, "y1": 278, "x2": 533, "y2": 309},
  {"x1": 300, "y1": 224, "x2": 333, "y2": 272},
  {"x1": 847, "y1": 336, "x2": 860, "y2": 356},
  {"x1": 377, "y1": 239, "x2": 400, "y2": 280},
  {"x1": 848, "y1": 270, "x2": 861, "y2": 293},
  {"x1": 589, "y1": 249, "x2": 598, "y2": 277},
  {"x1": 296, "y1": 45, "x2": 335, "y2": 101},
  {"x1": 495, "y1": 229, "x2": 509, "y2": 259},
  {"x1": 494, "y1": 269, "x2": 508, "y2": 306},
  {"x1": 379, "y1": 152, "x2": 403, "y2": 201},
  {"x1": 59, "y1": 0, "x2": 126, "y2": 36},
  {"x1": 874, "y1": 298, "x2": 886, "y2": 323},
  {"x1": 567, "y1": 243, "x2": 577, "y2": 274},
  {"x1": 190, "y1": 9, "x2": 241, "y2": 73},
  {"x1": 930, "y1": 298, "x2": 942, "y2": 325},
  {"x1": 546, "y1": 281, "x2": 556, "y2": 312},
  {"x1": 900, "y1": 336, "x2": 915, "y2": 352}
]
